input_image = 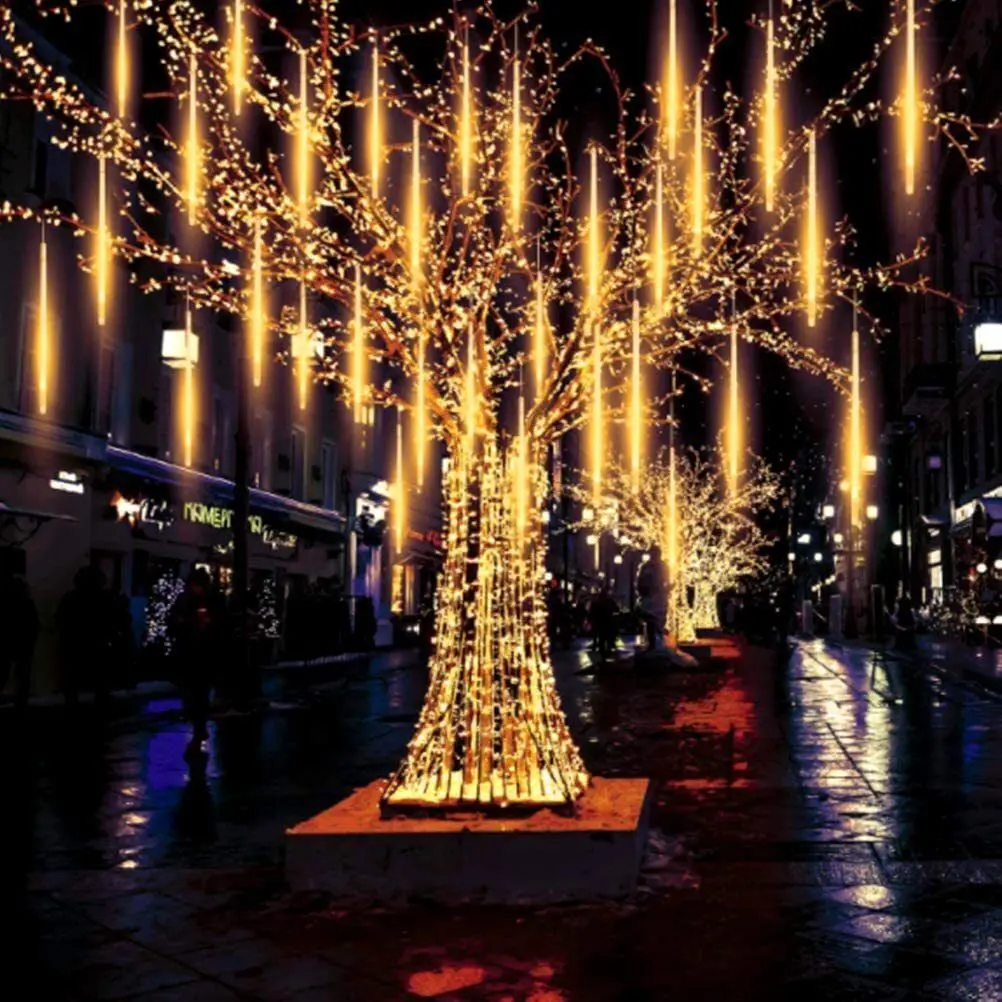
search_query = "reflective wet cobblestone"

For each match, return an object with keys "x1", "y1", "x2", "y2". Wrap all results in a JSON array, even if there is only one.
[{"x1": 6, "y1": 639, "x2": 1002, "y2": 1000}]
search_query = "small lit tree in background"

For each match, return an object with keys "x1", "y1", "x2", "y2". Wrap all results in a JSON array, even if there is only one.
[
  {"x1": 0, "y1": 0, "x2": 989, "y2": 809},
  {"x1": 579, "y1": 449, "x2": 781, "y2": 644}
]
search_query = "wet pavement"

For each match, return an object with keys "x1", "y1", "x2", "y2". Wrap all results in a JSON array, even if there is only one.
[{"x1": 6, "y1": 638, "x2": 1002, "y2": 999}]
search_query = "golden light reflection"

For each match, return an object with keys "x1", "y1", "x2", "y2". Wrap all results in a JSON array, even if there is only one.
[
  {"x1": 37, "y1": 226, "x2": 49, "y2": 416},
  {"x1": 589, "y1": 148, "x2": 602, "y2": 507}
]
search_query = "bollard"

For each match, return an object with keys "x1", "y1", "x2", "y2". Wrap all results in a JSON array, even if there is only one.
[
  {"x1": 801, "y1": 599, "x2": 814, "y2": 637},
  {"x1": 828, "y1": 594, "x2": 843, "y2": 640}
]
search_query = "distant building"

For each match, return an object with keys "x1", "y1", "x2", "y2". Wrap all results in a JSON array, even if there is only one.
[{"x1": 895, "y1": 0, "x2": 1002, "y2": 604}]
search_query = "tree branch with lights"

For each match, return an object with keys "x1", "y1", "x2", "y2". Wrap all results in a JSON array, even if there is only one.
[{"x1": 0, "y1": 0, "x2": 992, "y2": 810}]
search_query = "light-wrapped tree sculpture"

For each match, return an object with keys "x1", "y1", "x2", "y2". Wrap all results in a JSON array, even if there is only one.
[
  {"x1": 0, "y1": 0, "x2": 984, "y2": 810},
  {"x1": 575, "y1": 449, "x2": 781, "y2": 644}
]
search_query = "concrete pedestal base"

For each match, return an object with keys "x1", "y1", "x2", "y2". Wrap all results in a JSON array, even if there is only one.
[{"x1": 286, "y1": 777, "x2": 652, "y2": 904}]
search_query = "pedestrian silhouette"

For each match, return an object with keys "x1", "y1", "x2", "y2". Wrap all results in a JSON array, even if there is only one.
[{"x1": 168, "y1": 568, "x2": 226, "y2": 764}]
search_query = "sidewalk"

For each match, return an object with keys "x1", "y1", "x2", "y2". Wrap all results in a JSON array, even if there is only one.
[{"x1": 820, "y1": 631, "x2": 1002, "y2": 696}]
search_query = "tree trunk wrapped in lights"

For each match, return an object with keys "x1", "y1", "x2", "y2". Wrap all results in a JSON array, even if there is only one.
[
  {"x1": 0, "y1": 1, "x2": 988, "y2": 810},
  {"x1": 384, "y1": 444, "x2": 587, "y2": 809}
]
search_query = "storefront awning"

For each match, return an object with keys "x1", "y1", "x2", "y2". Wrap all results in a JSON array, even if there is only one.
[{"x1": 105, "y1": 447, "x2": 345, "y2": 542}]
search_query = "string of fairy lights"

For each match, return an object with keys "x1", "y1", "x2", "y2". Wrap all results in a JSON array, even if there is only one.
[{"x1": 0, "y1": 0, "x2": 989, "y2": 810}]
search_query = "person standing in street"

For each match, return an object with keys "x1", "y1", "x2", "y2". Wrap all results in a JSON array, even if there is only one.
[{"x1": 169, "y1": 568, "x2": 226, "y2": 764}]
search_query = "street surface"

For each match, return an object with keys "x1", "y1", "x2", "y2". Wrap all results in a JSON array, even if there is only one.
[{"x1": 6, "y1": 638, "x2": 1002, "y2": 1000}]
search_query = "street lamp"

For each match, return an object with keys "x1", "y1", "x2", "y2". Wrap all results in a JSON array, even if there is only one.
[
  {"x1": 797, "y1": 532, "x2": 811, "y2": 544},
  {"x1": 862, "y1": 454, "x2": 877, "y2": 474},
  {"x1": 822, "y1": 504, "x2": 835, "y2": 519},
  {"x1": 891, "y1": 529, "x2": 903, "y2": 547},
  {"x1": 977, "y1": 562, "x2": 988, "y2": 574},
  {"x1": 833, "y1": 531, "x2": 844, "y2": 545},
  {"x1": 866, "y1": 504, "x2": 879, "y2": 520},
  {"x1": 813, "y1": 552, "x2": 823, "y2": 563},
  {"x1": 974, "y1": 322, "x2": 1002, "y2": 361}
]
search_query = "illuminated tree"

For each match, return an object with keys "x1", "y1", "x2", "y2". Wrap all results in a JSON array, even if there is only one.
[
  {"x1": 578, "y1": 449, "x2": 781, "y2": 644},
  {"x1": 0, "y1": 0, "x2": 989, "y2": 809}
]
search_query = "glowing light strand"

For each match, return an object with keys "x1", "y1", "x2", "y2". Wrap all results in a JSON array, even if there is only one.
[
  {"x1": 353, "y1": 261, "x2": 365, "y2": 422},
  {"x1": 37, "y1": 225, "x2": 49, "y2": 416},
  {"x1": 903, "y1": 0, "x2": 917, "y2": 196},
  {"x1": 805, "y1": 128, "x2": 819, "y2": 328},
  {"x1": 96, "y1": 156, "x2": 108, "y2": 328},
  {"x1": 250, "y1": 211, "x2": 264, "y2": 389},
  {"x1": 763, "y1": 8, "x2": 778, "y2": 212}
]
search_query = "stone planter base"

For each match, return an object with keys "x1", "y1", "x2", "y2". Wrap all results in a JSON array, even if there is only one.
[{"x1": 286, "y1": 777, "x2": 652, "y2": 904}]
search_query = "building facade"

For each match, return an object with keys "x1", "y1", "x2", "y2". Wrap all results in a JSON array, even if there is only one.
[
  {"x1": 0, "y1": 25, "x2": 442, "y2": 695},
  {"x1": 897, "y1": 0, "x2": 1002, "y2": 606}
]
